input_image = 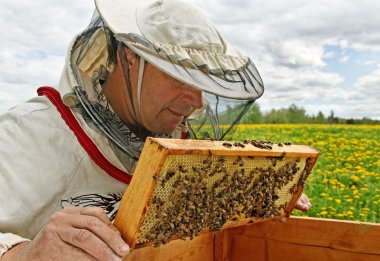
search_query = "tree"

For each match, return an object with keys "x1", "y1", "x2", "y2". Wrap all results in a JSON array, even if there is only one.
[
  {"x1": 315, "y1": 111, "x2": 326, "y2": 124},
  {"x1": 287, "y1": 104, "x2": 307, "y2": 123},
  {"x1": 327, "y1": 110, "x2": 338, "y2": 124},
  {"x1": 265, "y1": 108, "x2": 289, "y2": 123}
]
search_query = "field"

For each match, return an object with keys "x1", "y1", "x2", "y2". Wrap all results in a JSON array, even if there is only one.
[{"x1": 234, "y1": 124, "x2": 380, "y2": 223}]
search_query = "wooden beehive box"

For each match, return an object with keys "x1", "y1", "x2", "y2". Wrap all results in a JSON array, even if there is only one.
[{"x1": 114, "y1": 138, "x2": 320, "y2": 249}]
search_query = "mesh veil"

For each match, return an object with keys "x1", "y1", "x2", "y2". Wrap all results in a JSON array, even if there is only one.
[{"x1": 67, "y1": 11, "x2": 263, "y2": 171}]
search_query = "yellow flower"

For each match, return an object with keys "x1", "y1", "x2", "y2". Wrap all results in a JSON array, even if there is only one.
[
  {"x1": 320, "y1": 211, "x2": 328, "y2": 216},
  {"x1": 320, "y1": 193, "x2": 328, "y2": 197},
  {"x1": 335, "y1": 199, "x2": 342, "y2": 204}
]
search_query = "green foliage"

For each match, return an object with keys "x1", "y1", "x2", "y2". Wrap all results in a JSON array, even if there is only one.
[{"x1": 234, "y1": 102, "x2": 379, "y2": 125}]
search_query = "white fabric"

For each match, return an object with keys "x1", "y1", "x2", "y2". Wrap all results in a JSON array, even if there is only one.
[
  {"x1": 137, "y1": 57, "x2": 145, "y2": 113},
  {"x1": 0, "y1": 95, "x2": 127, "y2": 256},
  {"x1": 0, "y1": 233, "x2": 30, "y2": 257}
]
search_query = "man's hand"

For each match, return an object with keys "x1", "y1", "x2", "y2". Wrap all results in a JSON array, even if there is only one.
[
  {"x1": 295, "y1": 193, "x2": 312, "y2": 212},
  {"x1": 2, "y1": 207, "x2": 130, "y2": 261}
]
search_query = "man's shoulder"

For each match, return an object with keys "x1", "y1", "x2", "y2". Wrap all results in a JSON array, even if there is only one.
[
  {"x1": 0, "y1": 96, "x2": 66, "y2": 129},
  {"x1": 1, "y1": 96, "x2": 51, "y2": 117}
]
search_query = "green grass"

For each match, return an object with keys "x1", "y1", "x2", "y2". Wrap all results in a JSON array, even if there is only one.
[{"x1": 234, "y1": 124, "x2": 380, "y2": 223}]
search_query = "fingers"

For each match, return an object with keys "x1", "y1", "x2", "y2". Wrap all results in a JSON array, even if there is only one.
[
  {"x1": 62, "y1": 207, "x2": 111, "y2": 225},
  {"x1": 295, "y1": 202, "x2": 310, "y2": 212},
  {"x1": 58, "y1": 207, "x2": 130, "y2": 258},
  {"x1": 295, "y1": 194, "x2": 312, "y2": 212},
  {"x1": 62, "y1": 207, "x2": 120, "y2": 234},
  {"x1": 56, "y1": 240, "x2": 99, "y2": 261},
  {"x1": 58, "y1": 226, "x2": 122, "y2": 261}
]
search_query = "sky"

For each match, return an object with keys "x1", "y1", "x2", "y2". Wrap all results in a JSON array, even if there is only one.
[{"x1": 0, "y1": 0, "x2": 379, "y2": 119}]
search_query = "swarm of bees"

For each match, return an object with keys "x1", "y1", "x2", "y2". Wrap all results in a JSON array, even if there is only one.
[
  {"x1": 222, "y1": 140, "x2": 292, "y2": 150},
  {"x1": 135, "y1": 140, "x2": 312, "y2": 248}
]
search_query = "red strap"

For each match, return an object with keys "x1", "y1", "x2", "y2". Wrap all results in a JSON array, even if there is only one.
[{"x1": 37, "y1": 86, "x2": 132, "y2": 185}]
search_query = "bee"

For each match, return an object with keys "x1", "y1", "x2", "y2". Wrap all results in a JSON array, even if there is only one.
[
  {"x1": 153, "y1": 241, "x2": 162, "y2": 248},
  {"x1": 279, "y1": 151, "x2": 286, "y2": 160},
  {"x1": 284, "y1": 141, "x2": 292, "y2": 146},
  {"x1": 218, "y1": 157, "x2": 225, "y2": 163},
  {"x1": 178, "y1": 165, "x2": 188, "y2": 173},
  {"x1": 289, "y1": 184, "x2": 297, "y2": 194},
  {"x1": 233, "y1": 142, "x2": 245, "y2": 148},
  {"x1": 222, "y1": 142, "x2": 232, "y2": 148},
  {"x1": 271, "y1": 158, "x2": 278, "y2": 167},
  {"x1": 165, "y1": 170, "x2": 175, "y2": 179}
]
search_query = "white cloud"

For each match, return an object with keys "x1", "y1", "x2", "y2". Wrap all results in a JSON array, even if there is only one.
[
  {"x1": 0, "y1": 0, "x2": 379, "y2": 120},
  {"x1": 339, "y1": 55, "x2": 350, "y2": 63},
  {"x1": 0, "y1": 0, "x2": 93, "y2": 113}
]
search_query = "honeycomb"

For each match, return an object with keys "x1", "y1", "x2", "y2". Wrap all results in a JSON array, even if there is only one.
[{"x1": 135, "y1": 151, "x2": 311, "y2": 247}]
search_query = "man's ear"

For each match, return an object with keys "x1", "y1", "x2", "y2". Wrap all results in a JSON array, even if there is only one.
[{"x1": 125, "y1": 47, "x2": 139, "y2": 68}]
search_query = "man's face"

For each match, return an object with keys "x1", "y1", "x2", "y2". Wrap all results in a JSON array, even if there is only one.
[
  {"x1": 104, "y1": 48, "x2": 204, "y2": 134},
  {"x1": 139, "y1": 63, "x2": 203, "y2": 134}
]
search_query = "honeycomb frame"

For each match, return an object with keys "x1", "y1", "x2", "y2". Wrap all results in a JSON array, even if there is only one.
[{"x1": 114, "y1": 138, "x2": 320, "y2": 248}]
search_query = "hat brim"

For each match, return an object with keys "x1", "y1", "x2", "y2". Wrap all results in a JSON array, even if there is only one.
[
  {"x1": 125, "y1": 41, "x2": 264, "y2": 100},
  {"x1": 95, "y1": 0, "x2": 264, "y2": 100}
]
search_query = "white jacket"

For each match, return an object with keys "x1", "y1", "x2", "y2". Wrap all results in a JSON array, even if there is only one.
[{"x1": 0, "y1": 93, "x2": 130, "y2": 256}]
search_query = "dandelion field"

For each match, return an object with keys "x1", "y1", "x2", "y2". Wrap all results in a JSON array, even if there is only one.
[{"x1": 234, "y1": 124, "x2": 380, "y2": 223}]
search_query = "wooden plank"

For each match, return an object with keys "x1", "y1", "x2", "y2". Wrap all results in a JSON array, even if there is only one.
[
  {"x1": 152, "y1": 138, "x2": 320, "y2": 158},
  {"x1": 228, "y1": 233, "x2": 380, "y2": 261},
  {"x1": 229, "y1": 234, "x2": 267, "y2": 261},
  {"x1": 229, "y1": 217, "x2": 380, "y2": 255},
  {"x1": 214, "y1": 230, "x2": 231, "y2": 261},
  {"x1": 265, "y1": 239, "x2": 380, "y2": 261},
  {"x1": 125, "y1": 232, "x2": 214, "y2": 261}
]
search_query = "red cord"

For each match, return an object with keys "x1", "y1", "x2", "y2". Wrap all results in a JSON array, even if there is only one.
[{"x1": 37, "y1": 86, "x2": 132, "y2": 185}]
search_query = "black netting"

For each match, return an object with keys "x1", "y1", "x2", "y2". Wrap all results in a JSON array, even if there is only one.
[
  {"x1": 187, "y1": 93, "x2": 254, "y2": 140},
  {"x1": 66, "y1": 10, "x2": 263, "y2": 170}
]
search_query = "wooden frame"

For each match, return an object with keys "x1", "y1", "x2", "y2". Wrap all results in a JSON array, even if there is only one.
[{"x1": 115, "y1": 138, "x2": 320, "y2": 248}]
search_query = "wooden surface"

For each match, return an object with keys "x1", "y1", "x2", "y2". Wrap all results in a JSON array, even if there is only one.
[
  {"x1": 121, "y1": 217, "x2": 380, "y2": 260},
  {"x1": 125, "y1": 232, "x2": 214, "y2": 261},
  {"x1": 216, "y1": 216, "x2": 380, "y2": 261}
]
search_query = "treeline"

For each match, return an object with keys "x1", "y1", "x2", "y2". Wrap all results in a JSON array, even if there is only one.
[{"x1": 239, "y1": 103, "x2": 380, "y2": 124}]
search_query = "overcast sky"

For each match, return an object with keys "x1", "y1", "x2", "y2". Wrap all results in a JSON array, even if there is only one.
[{"x1": 1, "y1": 0, "x2": 379, "y2": 119}]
